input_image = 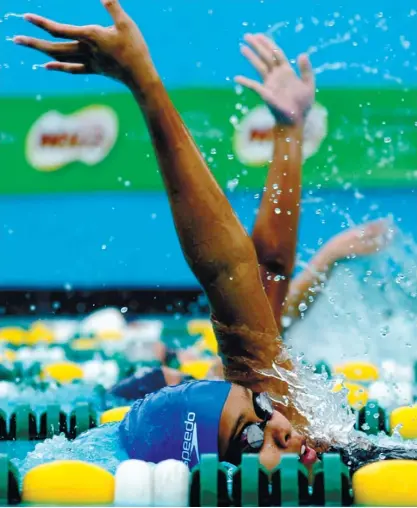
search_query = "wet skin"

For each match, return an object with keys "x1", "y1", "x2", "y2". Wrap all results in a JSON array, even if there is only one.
[{"x1": 218, "y1": 384, "x2": 317, "y2": 470}]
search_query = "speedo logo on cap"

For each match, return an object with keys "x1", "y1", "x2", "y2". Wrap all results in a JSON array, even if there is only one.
[{"x1": 182, "y1": 412, "x2": 199, "y2": 466}]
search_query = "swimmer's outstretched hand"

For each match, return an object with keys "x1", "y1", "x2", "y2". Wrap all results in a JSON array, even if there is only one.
[
  {"x1": 235, "y1": 34, "x2": 315, "y2": 125},
  {"x1": 324, "y1": 219, "x2": 394, "y2": 261},
  {"x1": 14, "y1": 0, "x2": 158, "y2": 89}
]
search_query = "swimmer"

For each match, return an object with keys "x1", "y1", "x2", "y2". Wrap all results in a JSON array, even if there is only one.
[
  {"x1": 110, "y1": 29, "x2": 307, "y2": 401},
  {"x1": 15, "y1": 0, "x2": 319, "y2": 471},
  {"x1": 283, "y1": 218, "x2": 393, "y2": 320}
]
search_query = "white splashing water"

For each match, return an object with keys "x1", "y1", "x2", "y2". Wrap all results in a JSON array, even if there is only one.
[
  {"x1": 287, "y1": 229, "x2": 417, "y2": 368},
  {"x1": 3, "y1": 13, "x2": 25, "y2": 19},
  {"x1": 259, "y1": 351, "x2": 357, "y2": 446},
  {"x1": 13, "y1": 423, "x2": 128, "y2": 485},
  {"x1": 251, "y1": 226, "x2": 417, "y2": 453}
]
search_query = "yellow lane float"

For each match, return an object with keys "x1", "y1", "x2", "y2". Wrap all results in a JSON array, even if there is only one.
[
  {"x1": 22, "y1": 460, "x2": 114, "y2": 505},
  {"x1": 187, "y1": 319, "x2": 218, "y2": 355},
  {"x1": 334, "y1": 361, "x2": 379, "y2": 383},
  {"x1": 42, "y1": 362, "x2": 84, "y2": 384},
  {"x1": 180, "y1": 359, "x2": 215, "y2": 380},
  {"x1": 332, "y1": 381, "x2": 369, "y2": 410},
  {"x1": 0, "y1": 327, "x2": 27, "y2": 346},
  {"x1": 353, "y1": 460, "x2": 417, "y2": 506},
  {"x1": 390, "y1": 406, "x2": 417, "y2": 439},
  {"x1": 100, "y1": 406, "x2": 131, "y2": 425}
]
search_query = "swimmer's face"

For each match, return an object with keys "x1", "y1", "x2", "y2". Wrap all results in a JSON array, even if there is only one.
[{"x1": 218, "y1": 384, "x2": 317, "y2": 470}]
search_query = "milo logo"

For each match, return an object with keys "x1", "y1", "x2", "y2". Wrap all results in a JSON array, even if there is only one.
[
  {"x1": 26, "y1": 105, "x2": 119, "y2": 171},
  {"x1": 233, "y1": 103, "x2": 328, "y2": 166}
]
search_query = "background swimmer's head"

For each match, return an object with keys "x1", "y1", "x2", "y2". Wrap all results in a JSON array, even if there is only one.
[
  {"x1": 119, "y1": 381, "x2": 317, "y2": 470},
  {"x1": 333, "y1": 439, "x2": 417, "y2": 473}
]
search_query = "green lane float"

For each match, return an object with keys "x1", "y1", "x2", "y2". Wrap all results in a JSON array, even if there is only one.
[
  {"x1": 311, "y1": 453, "x2": 352, "y2": 506},
  {"x1": 355, "y1": 400, "x2": 387, "y2": 435},
  {"x1": 0, "y1": 455, "x2": 20, "y2": 506}
]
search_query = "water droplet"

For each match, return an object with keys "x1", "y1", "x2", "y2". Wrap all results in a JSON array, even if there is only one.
[
  {"x1": 121, "y1": 307, "x2": 128, "y2": 314},
  {"x1": 298, "y1": 302, "x2": 308, "y2": 312},
  {"x1": 101, "y1": 244, "x2": 107, "y2": 250},
  {"x1": 274, "y1": 208, "x2": 281, "y2": 214},
  {"x1": 227, "y1": 178, "x2": 239, "y2": 191}
]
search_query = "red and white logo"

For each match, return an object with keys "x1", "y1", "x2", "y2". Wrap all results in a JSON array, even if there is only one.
[{"x1": 26, "y1": 105, "x2": 119, "y2": 171}]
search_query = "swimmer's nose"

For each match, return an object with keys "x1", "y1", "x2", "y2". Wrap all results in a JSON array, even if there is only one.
[{"x1": 270, "y1": 417, "x2": 296, "y2": 449}]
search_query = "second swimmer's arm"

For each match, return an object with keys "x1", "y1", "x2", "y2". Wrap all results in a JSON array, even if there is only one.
[
  {"x1": 283, "y1": 219, "x2": 393, "y2": 320},
  {"x1": 252, "y1": 124, "x2": 303, "y2": 328},
  {"x1": 236, "y1": 35, "x2": 314, "y2": 330}
]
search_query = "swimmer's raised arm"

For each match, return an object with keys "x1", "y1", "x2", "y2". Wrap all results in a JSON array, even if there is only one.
[
  {"x1": 283, "y1": 219, "x2": 393, "y2": 320},
  {"x1": 14, "y1": 0, "x2": 296, "y2": 393},
  {"x1": 235, "y1": 35, "x2": 315, "y2": 328}
]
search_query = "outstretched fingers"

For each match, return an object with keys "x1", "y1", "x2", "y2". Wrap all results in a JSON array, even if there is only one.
[
  {"x1": 255, "y1": 34, "x2": 289, "y2": 66},
  {"x1": 234, "y1": 75, "x2": 264, "y2": 95},
  {"x1": 14, "y1": 36, "x2": 81, "y2": 58},
  {"x1": 243, "y1": 33, "x2": 276, "y2": 69},
  {"x1": 23, "y1": 13, "x2": 97, "y2": 41},
  {"x1": 44, "y1": 61, "x2": 87, "y2": 74}
]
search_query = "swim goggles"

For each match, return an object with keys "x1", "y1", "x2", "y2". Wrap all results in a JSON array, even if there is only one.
[{"x1": 240, "y1": 392, "x2": 274, "y2": 452}]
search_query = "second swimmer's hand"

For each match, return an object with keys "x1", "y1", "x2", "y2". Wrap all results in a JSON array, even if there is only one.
[
  {"x1": 235, "y1": 34, "x2": 315, "y2": 125},
  {"x1": 323, "y1": 219, "x2": 394, "y2": 263},
  {"x1": 14, "y1": 0, "x2": 155, "y2": 87}
]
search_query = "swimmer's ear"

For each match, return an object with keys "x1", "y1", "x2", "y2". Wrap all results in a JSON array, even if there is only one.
[
  {"x1": 101, "y1": 0, "x2": 129, "y2": 29},
  {"x1": 297, "y1": 53, "x2": 315, "y2": 87}
]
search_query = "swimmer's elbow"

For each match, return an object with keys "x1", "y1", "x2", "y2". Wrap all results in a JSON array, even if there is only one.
[
  {"x1": 189, "y1": 234, "x2": 259, "y2": 285},
  {"x1": 258, "y1": 251, "x2": 294, "y2": 278},
  {"x1": 254, "y1": 237, "x2": 295, "y2": 277}
]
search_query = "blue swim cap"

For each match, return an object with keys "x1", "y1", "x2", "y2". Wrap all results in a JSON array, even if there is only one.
[{"x1": 119, "y1": 380, "x2": 232, "y2": 469}]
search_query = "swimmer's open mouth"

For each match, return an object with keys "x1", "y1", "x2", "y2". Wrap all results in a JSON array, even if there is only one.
[{"x1": 300, "y1": 444, "x2": 318, "y2": 466}]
